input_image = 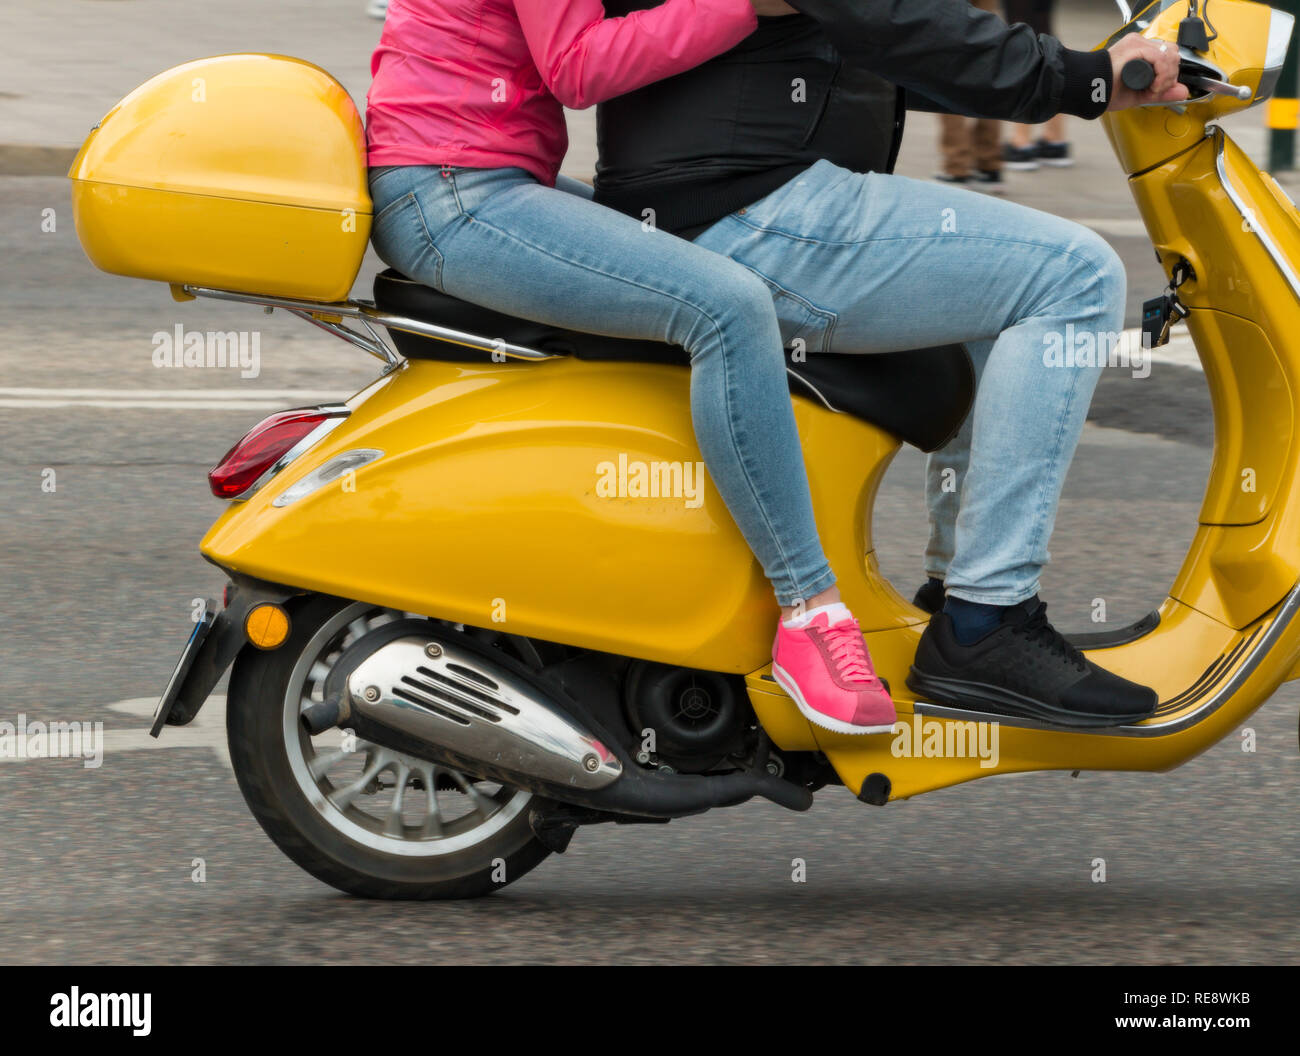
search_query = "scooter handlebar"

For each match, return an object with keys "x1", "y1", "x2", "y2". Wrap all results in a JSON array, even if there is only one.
[
  {"x1": 1121, "y1": 58, "x2": 1156, "y2": 92},
  {"x1": 1120, "y1": 54, "x2": 1253, "y2": 102}
]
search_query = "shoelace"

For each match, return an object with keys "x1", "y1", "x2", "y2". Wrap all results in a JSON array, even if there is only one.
[
  {"x1": 1017, "y1": 603, "x2": 1088, "y2": 673},
  {"x1": 821, "y1": 619, "x2": 878, "y2": 684}
]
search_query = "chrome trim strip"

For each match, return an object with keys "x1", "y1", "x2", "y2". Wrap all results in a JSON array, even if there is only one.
[
  {"x1": 914, "y1": 700, "x2": 1093, "y2": 735},
  {"x1": 183, "y1": 285, "x2": 557, "y2": 363},
  {"x1": 1213, "y1": 125, "x2": 1300, "y2": 299},
  {"x1": 915, "y1": 579, "x2": 1300, "y2": 737},
  {"x1": 784, "y1": 367, "x2": 839, "y2": 413},
  {"x1": 234, "y1": 404, "x2": 350, "y2": 502}
]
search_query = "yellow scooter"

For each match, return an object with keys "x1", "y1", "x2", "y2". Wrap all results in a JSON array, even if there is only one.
[{"x1": 68, "y1": 0, "x2": 1300, "y2": 898}]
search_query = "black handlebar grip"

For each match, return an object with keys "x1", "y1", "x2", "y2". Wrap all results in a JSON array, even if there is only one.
[{"x1": 1121, "y1": 58, "x2": 1156, "y2": 92}]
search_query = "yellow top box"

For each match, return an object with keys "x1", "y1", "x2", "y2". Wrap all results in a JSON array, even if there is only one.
[{"x1": 69, "y1": 54, "x2": 372, "y2": 303}]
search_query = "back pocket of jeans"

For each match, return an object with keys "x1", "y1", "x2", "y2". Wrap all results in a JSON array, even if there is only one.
[{"x1": 371, "y1": 192, "x2": 445, "y2": 292}]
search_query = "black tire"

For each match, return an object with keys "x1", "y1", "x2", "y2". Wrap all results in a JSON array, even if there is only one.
[{"x1": 226, "y1": 594, "x2": 551, "y2": 900}]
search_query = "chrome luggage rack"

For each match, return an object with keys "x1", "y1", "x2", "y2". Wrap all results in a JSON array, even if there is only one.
[{"x1": 182, "y1": 284, "x2": 556, "y2": 371}]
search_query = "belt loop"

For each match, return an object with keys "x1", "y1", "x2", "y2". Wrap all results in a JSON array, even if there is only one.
[{"x1": 440, "y1": 164, "x2": 452, "y2": 180}]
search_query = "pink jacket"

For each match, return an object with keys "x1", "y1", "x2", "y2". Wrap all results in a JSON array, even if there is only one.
[{"x1": 365, "y1": 0, "x2": 757, "y2": 185}]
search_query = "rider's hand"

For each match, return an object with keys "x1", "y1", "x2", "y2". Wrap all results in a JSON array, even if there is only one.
[
  {"x1": 1106, "y1": 35, "x2": 1190, "y2": 110},
  {"x1": 750, "y1": 0, "x2": 799, "y2": 15}
]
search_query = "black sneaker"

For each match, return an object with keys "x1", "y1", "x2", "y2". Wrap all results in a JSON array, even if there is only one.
[
  {"x1": 912, "y1": 578, "x2": 946, "y2": 615},
  {"x1": 906, "y1": 596, "x2": 1158, "y2": 728},
  {"x1": 1002, "y1": 143, "x2": 1040, "y2": 171},
  {"x1": 911, "y1": 580, "x2": 1146, "y2": 648},
  {"x1": 971, "y1": 169, "x2": 1005, "y2": 194},
  {"x1": 932, "y1": 172, "x2": 969, "y2": 185},
  {"x1": 1035, "y1": 139, "x2": 1073, "y2": 168}
]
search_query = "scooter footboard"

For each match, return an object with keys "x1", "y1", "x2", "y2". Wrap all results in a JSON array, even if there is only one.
[{"x1": 747, "y1": 591, "x2": 1300, "y2": 802}]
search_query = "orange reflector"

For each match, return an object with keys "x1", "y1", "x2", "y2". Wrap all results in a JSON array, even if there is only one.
[
  {"x1": 245, "y1": 603, "x2": 290, "y2": 650},
  {"x1": 1268, "y1": 97, "x2": 1299, "y2": 130}
]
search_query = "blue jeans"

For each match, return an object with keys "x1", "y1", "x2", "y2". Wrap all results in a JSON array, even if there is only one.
[
  {"x1": 367, "y1": 165, "x2": 837, "y2": 606},
  {"x1": 695, "y1": 160, "x2": 1126, "y2": 605}
]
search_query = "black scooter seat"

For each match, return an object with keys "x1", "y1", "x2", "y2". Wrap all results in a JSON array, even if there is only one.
[{"x1": 374, "y1": 269, "x2": 973, "y2": 453}]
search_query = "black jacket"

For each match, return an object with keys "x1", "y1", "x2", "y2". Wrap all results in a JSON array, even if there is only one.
[{"x1": 593, "y1": 0, "x2": 1114, "y2": 235}]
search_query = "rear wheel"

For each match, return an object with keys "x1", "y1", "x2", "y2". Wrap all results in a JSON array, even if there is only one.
[{"x1": 226, "y1": 594, "x2": 550, "y2": 899}]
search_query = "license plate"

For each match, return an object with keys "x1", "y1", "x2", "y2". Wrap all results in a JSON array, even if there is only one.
[{"x1": 151, "y1": 603, "x2": 217, "y2": 736}]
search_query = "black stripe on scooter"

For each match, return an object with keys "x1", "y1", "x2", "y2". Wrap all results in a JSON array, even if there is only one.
[
  {"x1": 1155, "y1": 628, "x2": 1257, "y2": 715},
  {"x1": 1154, "y1": 626, "x2": 1262, "y2": 716},
  {"x1": 1158, "y1": 640, "x2": 1243, "y2": 711},
  {"x1": 1155, "y1": 645, "x2": 1237, "y2": 714}
]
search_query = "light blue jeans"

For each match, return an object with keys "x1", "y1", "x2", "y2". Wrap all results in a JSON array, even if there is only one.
[
  {"x1": 367, "y1": 165, "x2": 836, "y2": 606},
  {"x1": 694, "y1": 160, "x2": 1126, "y2": 605}
]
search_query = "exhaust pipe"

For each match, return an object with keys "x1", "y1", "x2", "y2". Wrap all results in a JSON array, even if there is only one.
[
  {"x1": 316, "y1": 622, "x2": 812, "y2": 817},
  {"x1": 300, "y1": 698, "x2": 348, "y2": 735},
  {"x1": 588, "y1": 760, "x2": 812, "y2": 814}
]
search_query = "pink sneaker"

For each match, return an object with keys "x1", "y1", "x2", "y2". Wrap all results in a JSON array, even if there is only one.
[{"x1": 771, "y1": 608, "x2": 896, "y2": 735}]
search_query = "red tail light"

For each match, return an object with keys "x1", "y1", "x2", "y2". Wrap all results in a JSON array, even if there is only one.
[{"x1": 209, "y1": 408, "x2": 339, "y2": 499}]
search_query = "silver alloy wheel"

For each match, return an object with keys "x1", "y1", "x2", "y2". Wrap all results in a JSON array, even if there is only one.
[{"x1": 281, "y1": 603, "x2": 530, "y2": 857}]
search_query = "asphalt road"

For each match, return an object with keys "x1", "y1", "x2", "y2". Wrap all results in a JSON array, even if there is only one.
[{"x1": 1, "y1": 165, "x2": 1297, "y2": 966}]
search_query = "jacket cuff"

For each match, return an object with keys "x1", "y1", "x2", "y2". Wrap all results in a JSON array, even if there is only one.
[{"x1": 1059, "y1": 48, "x2": 1113, "y2": 119}]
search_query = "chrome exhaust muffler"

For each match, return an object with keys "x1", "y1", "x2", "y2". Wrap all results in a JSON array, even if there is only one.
[
  {"x1": 302, "y1": 620, "x2": 812, "y2": 817},
  {"x1": 304, "y1": 623, "x2": 623, "y2": 792}
]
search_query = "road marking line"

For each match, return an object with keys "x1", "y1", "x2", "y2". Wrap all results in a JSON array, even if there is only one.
[
  {"x1": 1, "y1": 697, "x2": 354, "y2": 772},
  {"x1": 0, "y1": 697, "x2": 230, "y2": 768},
  {"x1": 0, "y1": 388, "x2": 351, "y2": 410},
  {"x1": 0, "y1": 388, "x2": 350, "y2": 399},
  {"x1": 1077, "y1": 217, "x2": 1149, "y2": 238},
  {"x1": 1131, "y1": 327, "x2": 1202, "y2": 372},
  {"x1": 0, "y1": 399, "x2": 324, "y2": 410}
]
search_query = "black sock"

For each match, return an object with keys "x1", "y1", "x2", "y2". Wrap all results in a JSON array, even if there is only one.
[{"x1": 943, "y1": 596, "x2": 1007, "y2": 645}]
